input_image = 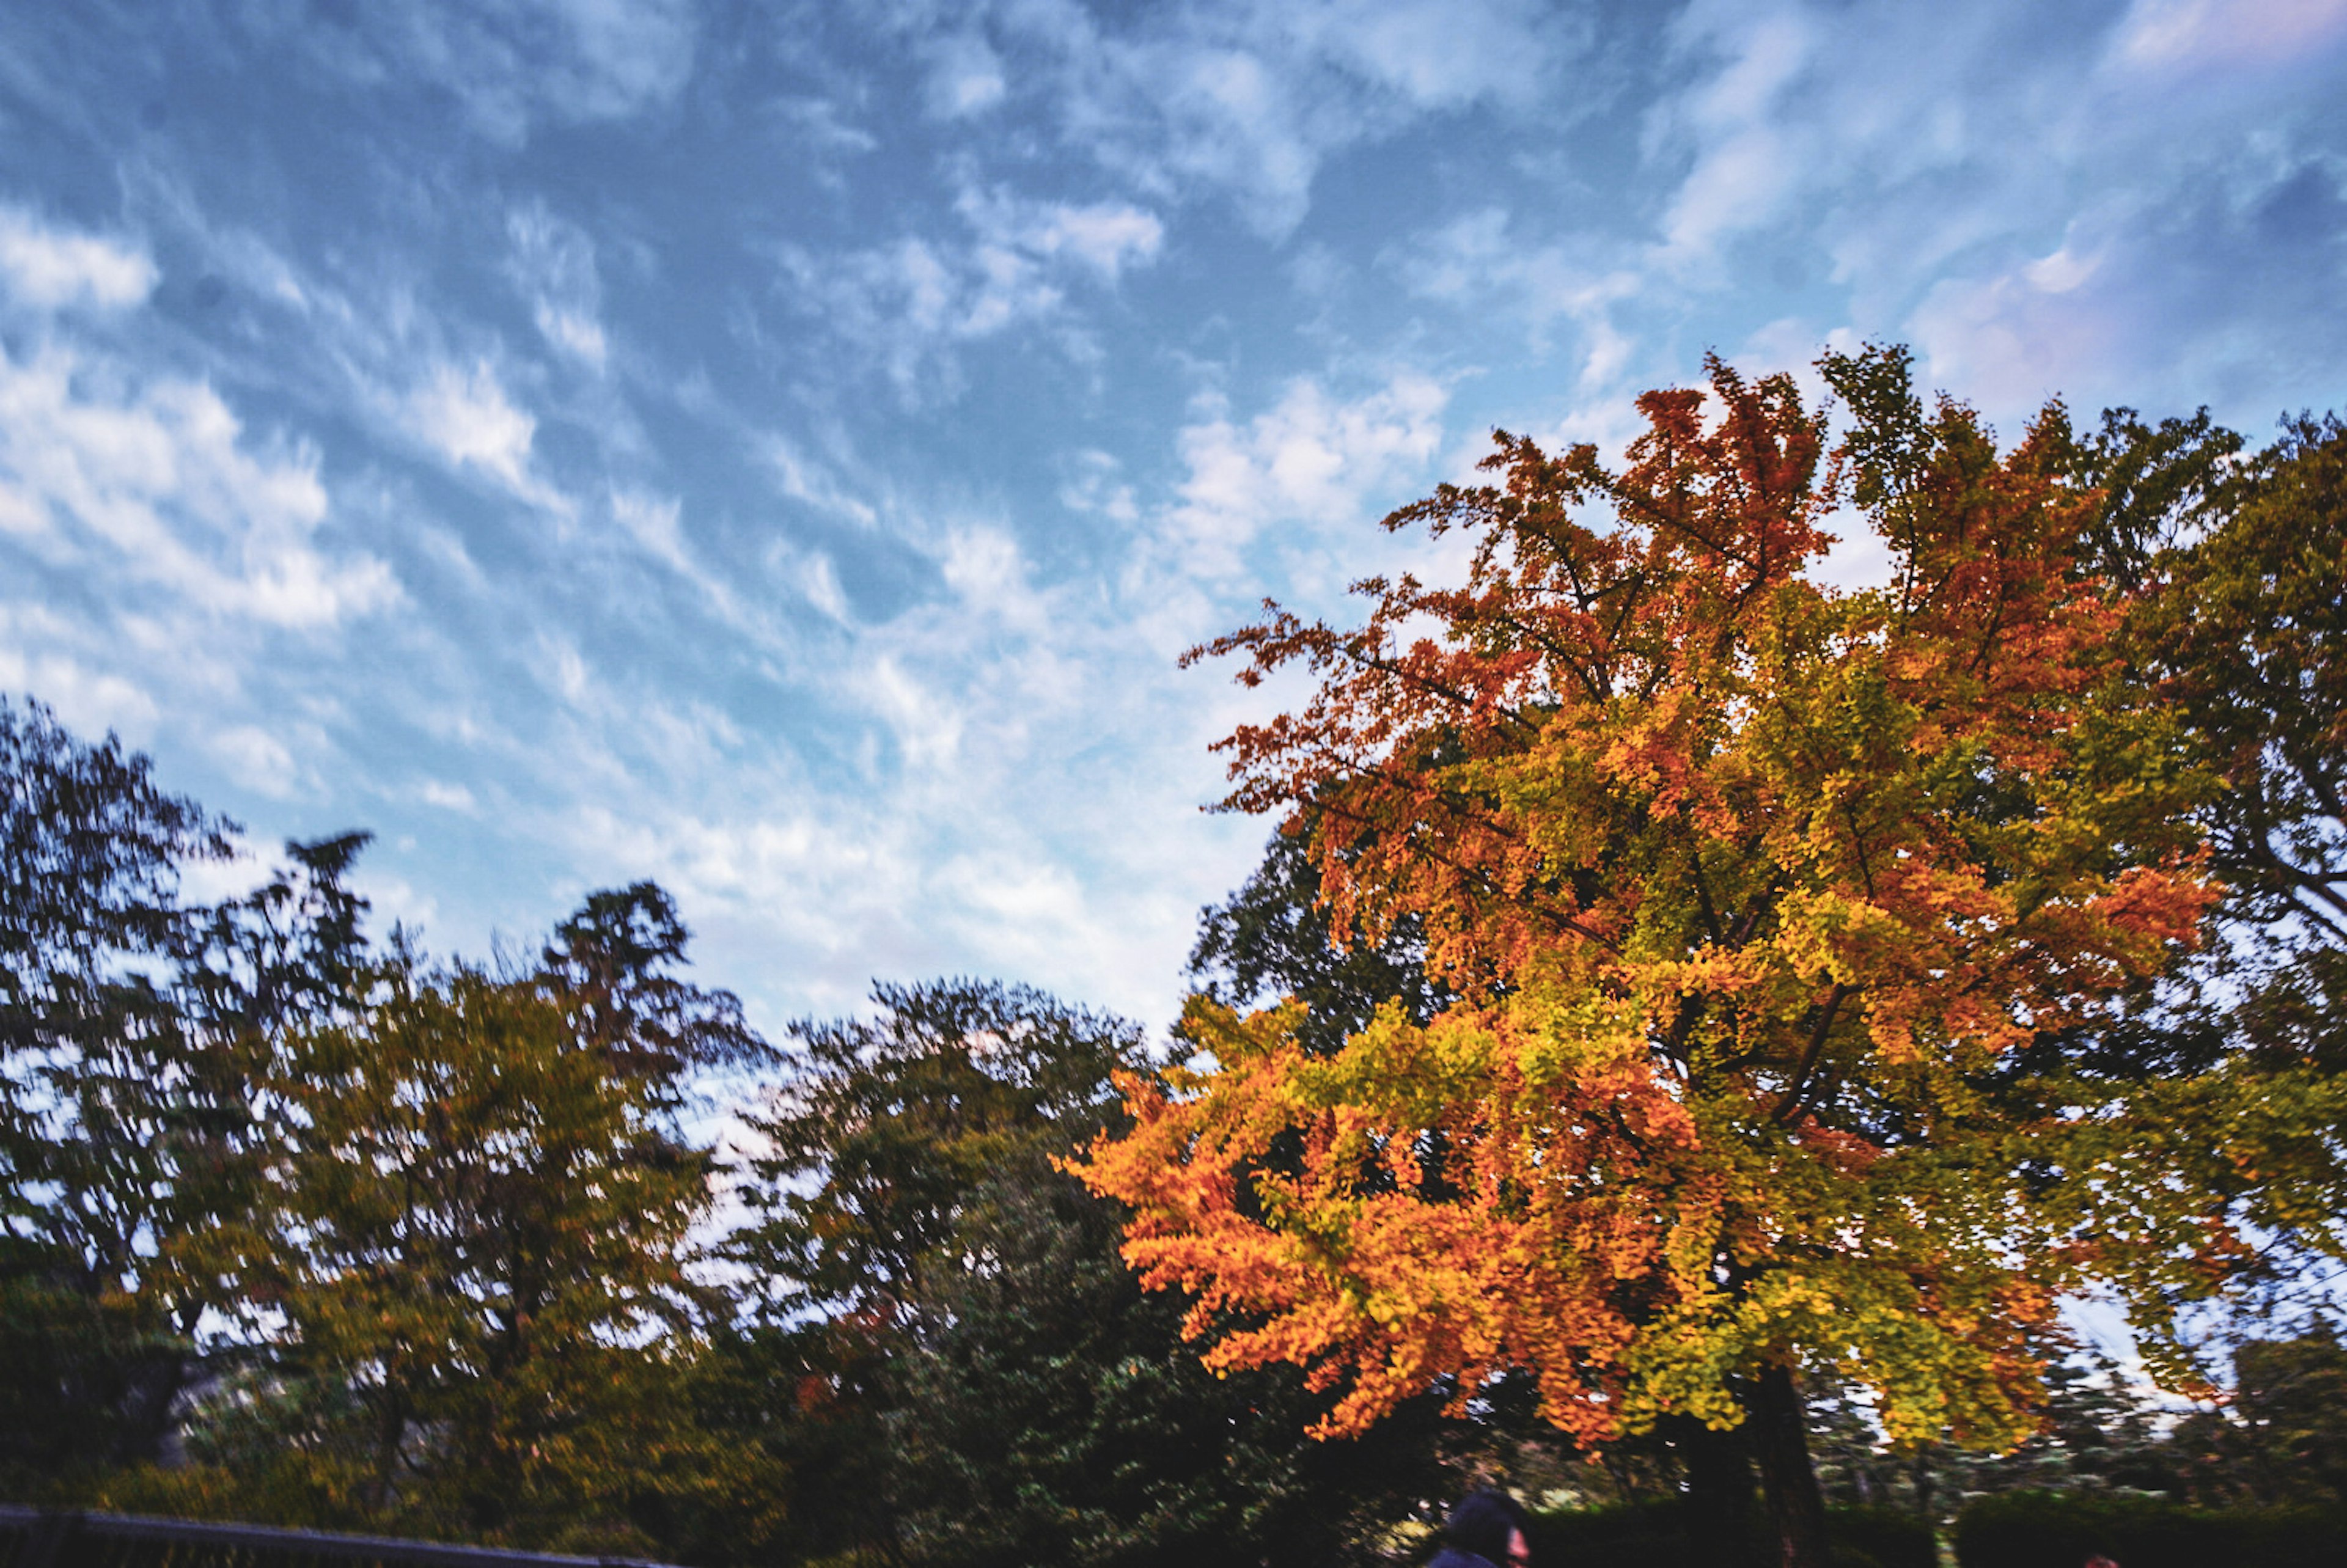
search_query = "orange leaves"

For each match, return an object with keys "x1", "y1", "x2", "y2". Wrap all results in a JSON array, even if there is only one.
[
  {"x1": 1081, "y1": 346, "x2": 2224, "y2": 1456},
  {"x1": 1080, "y1": 997, "x2": 1709, "y2": 1443}
]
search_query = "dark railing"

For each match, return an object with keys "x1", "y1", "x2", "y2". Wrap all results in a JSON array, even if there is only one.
[{"x1": 0, "y1": 1509, "x2": 674, "y2": 1568}]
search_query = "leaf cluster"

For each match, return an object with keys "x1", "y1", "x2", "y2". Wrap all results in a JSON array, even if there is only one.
[{"x1": 1082, "y1": 346, "x2": 2234, "y2": 1469}]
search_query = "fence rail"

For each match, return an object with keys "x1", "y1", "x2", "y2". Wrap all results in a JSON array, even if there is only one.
[{"x1": 0, "y1": 1508, "x2": 674, "y2": 1568}]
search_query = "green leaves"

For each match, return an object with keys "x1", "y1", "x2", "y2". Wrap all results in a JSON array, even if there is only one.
[
  {"x1": 243, "y1": 964, "x2": 724, "y2": 1544},
  {"x1": 2137, "y1": 412, "x2": 2347, "y2": 943}
]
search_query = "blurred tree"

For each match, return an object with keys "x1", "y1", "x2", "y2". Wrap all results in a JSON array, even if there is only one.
[{"x1": 2164, "y1": 1326, "x2": 2347, "y2": 1506}]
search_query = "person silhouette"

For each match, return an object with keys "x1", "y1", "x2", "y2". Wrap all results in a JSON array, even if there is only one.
[{"x1": 1429, "y1": 1489, "x2": 1533, "y2": 1568}]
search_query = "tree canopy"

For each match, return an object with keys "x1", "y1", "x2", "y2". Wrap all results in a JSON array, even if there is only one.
[
  {"x1": 6, "y1": 351, "x2": 2345, "y2": 1568},
  {"x1": 1074, "y1": 347, "x2": 2282, "y2": 1567},
  {"x1": 1, "y1": 696, "x2": 362, "y2": 1478}
]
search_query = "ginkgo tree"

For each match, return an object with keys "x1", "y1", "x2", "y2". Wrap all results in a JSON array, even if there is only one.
[{"x1": 1078, "y1": 348, "x2": 2253, "y2": 1567}]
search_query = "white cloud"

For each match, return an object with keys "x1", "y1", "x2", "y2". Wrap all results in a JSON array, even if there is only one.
[
  {"x1": 1479, "y1": 0, "x2": 2347, "y2": 434},
  {"x1": 407, "y1": 359, "x2": 562, "y2": 507},
  {"x1": 1159, "y1": 370, "x2": 1449, "y2": 579},
  {"x1": 507, "y1": 202, "x2": 608, "y2": 370},
  {"x1": 1647, "y1": 5, "x2": 1818, "y2": 266},
  {"x1": 263, "y1": 0, "x2": 699, "y2": 144},
  {"x1": 418, "y1": 779, "x2": 479, "y2": 811},
  {"x1": 861, "y1": 655, "x2": 966, "y2": 774},
  {"x1": 611, "y1": 486, "x2": 688, "y2": 574},
  {"x1": 963, "y1": 189, "x2": 1164, "y2": 282},
  {"x1": 769, "y1": 95, "x2": 882, "y2": 156},
  {"x1": 923, "y1": 31, "x2": 1009, "y2": 118},
  {"x1": 608, "y1": 485, "x2": 779, "y2": 639},
  {"x1": 207, "y1": 722, "x2": 302, "y2": 798},
  {"x1": 0, "y1": 622, "x2": 160, "y2": 736},
  {"x1": 1059, "y1": 448, "x2": 1139, "y2": 524},
  {"x1": 0, "y1": 339, "x2": 397, "y2": 629},
  {"x1": 777, "y1": 189, "x2": 1164, "y2": 397},
  {"x1": 2110, "y1": 0, "x2": 2347, "y2": 73},
  {"x1": 976, "y1": 0, "x2": 1584, "y2": 235},
  {"x1": 0, "y1": 207, "x2": 157, "y2": 311},
  {"x1": 538, "y1": 634, "x2": 592, "y2": 708},
  {"x1": 773, "y1": 542, "x2": 851, "y2": 623},
  {"x1": 762, "y1": 435, "x2": 882, "y2": 528},
  {"x1": 1392, "y1": 207, "x2": 1643, "y2": 386}
]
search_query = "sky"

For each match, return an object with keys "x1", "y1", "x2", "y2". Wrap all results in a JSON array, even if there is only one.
[{"x1": 2, "y1": 0, "x2": 2345, "y2": 1041}]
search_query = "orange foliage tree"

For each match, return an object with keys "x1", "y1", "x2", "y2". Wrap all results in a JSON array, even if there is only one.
[{"x1": 1076, "y1": 348, "x2": 2221, "y2": 1566}]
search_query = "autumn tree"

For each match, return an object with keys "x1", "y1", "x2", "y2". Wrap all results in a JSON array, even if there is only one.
[
  {"x1": 189, "y1": 891, "x2": 771, "y2": 1552},
  {"x1": 139, "y1": 887, "x2": 769, "y2": 1549},
  {"x1": 1078, "y1": 349, "x2": 2248, "y2": 1568}
]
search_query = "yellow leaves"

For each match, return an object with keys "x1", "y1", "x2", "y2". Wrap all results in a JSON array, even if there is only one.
[{"x1": 1097, "y1": 349, "x2": 2253, "y2": 1465}]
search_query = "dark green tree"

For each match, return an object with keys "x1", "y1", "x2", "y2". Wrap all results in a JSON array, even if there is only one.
[
  {"x1": 1, "y1": 695, "x2": 231, "y2": 1479},
  {"x1": 730, "y1": 978, "x2": 1466, "y2": 1567},
  {"x1": 2103, "y1": 411, "x2": 2347, "y2": 1349},
  {"x1": 2164, "y1": 1326, "x2": 2347, "y2": 1506},
  {"x1": 1190, "y1": 822, "x2": 1452, "y2": 1058},
  {"x1": 540, "y1": 881, "x2": 770, "y2": 1078},
  {"x1": 1, "y1": 697, "x2": 367, "y2": 1487},
  {"x1": 2134, "y1": 412, "x2": 2346, "y2": 951}
]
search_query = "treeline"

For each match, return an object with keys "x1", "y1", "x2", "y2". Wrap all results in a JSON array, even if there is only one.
[
  {"x1": 6, "y1": 368, "x2": 2347, "y2": 1568},
  {"x1": 0, "y1": 695, "x2": 1505, "y2": 1563},
  {"x1": 8, "y1": 691, "x2": 2342, "y2": 1567}
]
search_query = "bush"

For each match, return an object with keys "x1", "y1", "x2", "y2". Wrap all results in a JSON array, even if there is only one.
[
  {"x1": 1522, "y1": 1501, "x2": 1933, "y2": 1568},
  {"x1": 1827, "y1": 1504, "x2": 1939, "y2": 1568},
  {"x1": 1954, "y1": 1489, "x2": 2347, "y2": 1568},
  {"x1": 1522, "y1": 1501, "x2": 1687, "y2": 1565}
]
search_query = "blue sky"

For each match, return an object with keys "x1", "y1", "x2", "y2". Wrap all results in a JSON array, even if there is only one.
[{"x1": 2, "y1": 0, "x2": 2344, "y2": 1038}]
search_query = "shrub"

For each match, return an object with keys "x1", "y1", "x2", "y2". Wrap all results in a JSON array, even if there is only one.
[
  {"x1": 1521, "y1": 1501, "x2": 1933, "y2": 1568},
  {"x1": 1953, "y1": 1489, "x2": 2347, "y2": 1568}
]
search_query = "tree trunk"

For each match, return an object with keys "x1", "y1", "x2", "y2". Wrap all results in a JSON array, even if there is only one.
[
  {"x1": 1664, "y1": 1412, "x2": 1757, "y2": 1566},
  {"x1": 1749, "y1": 1361, "x2": 1834, "y2": 1568}
]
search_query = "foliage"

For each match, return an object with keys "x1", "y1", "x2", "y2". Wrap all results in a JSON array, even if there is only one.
[
  {"x1": 1521, "y1": 1501, "x2": 1933, "y2": 1568},
  {"x1": 0, "y1": 698, "x2": 372, "y2": 1482},
  {"x1": 1076, "y1": 348, "x2": 2246, "y2": 1567},
  {"x1": 10, "y1": 386, "x2": 2345, "y2": 1566},
  {"x1": 2133, "y1": 412, "x2": 2347, "y2": 947},
  {"x1": 157, "y1": 882, "x2": 775, "y2": 1551},
  {"x1": 730, "y1": 978, "x2": 1469, "y2": 1567},
  {"x1": 2097, "y1": 414, "x2": 2347, "y2": 1340},
  {"x1": 885, "y1": 1154, "x2": 1456, "y2": 1568},
  {"x1": 0, "y1": 693, "x2": 765, "y2": 1547},
  {"x1": 2159, "y1": 1328, "x2": 2347, "y2": 1508},
  {"x1": 1, "y1": 694, "x2": 228, "y2": 1477},
  {"x1": 1953, "y1": 1490, "x2": 2347, "y2": 1568},
  {"x1": 221, "y1": 963, "x2": 722, "y2": 1545},
  {"x1": 737, "y1": 979, "x2": 1144, "y2": 1336},
  {"x1": 540, "y1": 881, "x2": 771, "y2": 1078},
  {"x1": 1191, "y1": 822, "x2": 1453, "y2": 1059}
]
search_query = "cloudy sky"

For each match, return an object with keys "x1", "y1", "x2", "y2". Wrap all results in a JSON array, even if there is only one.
[{"x1": 2, "y1": 0, "x2": 2343, "y2": 1036}]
